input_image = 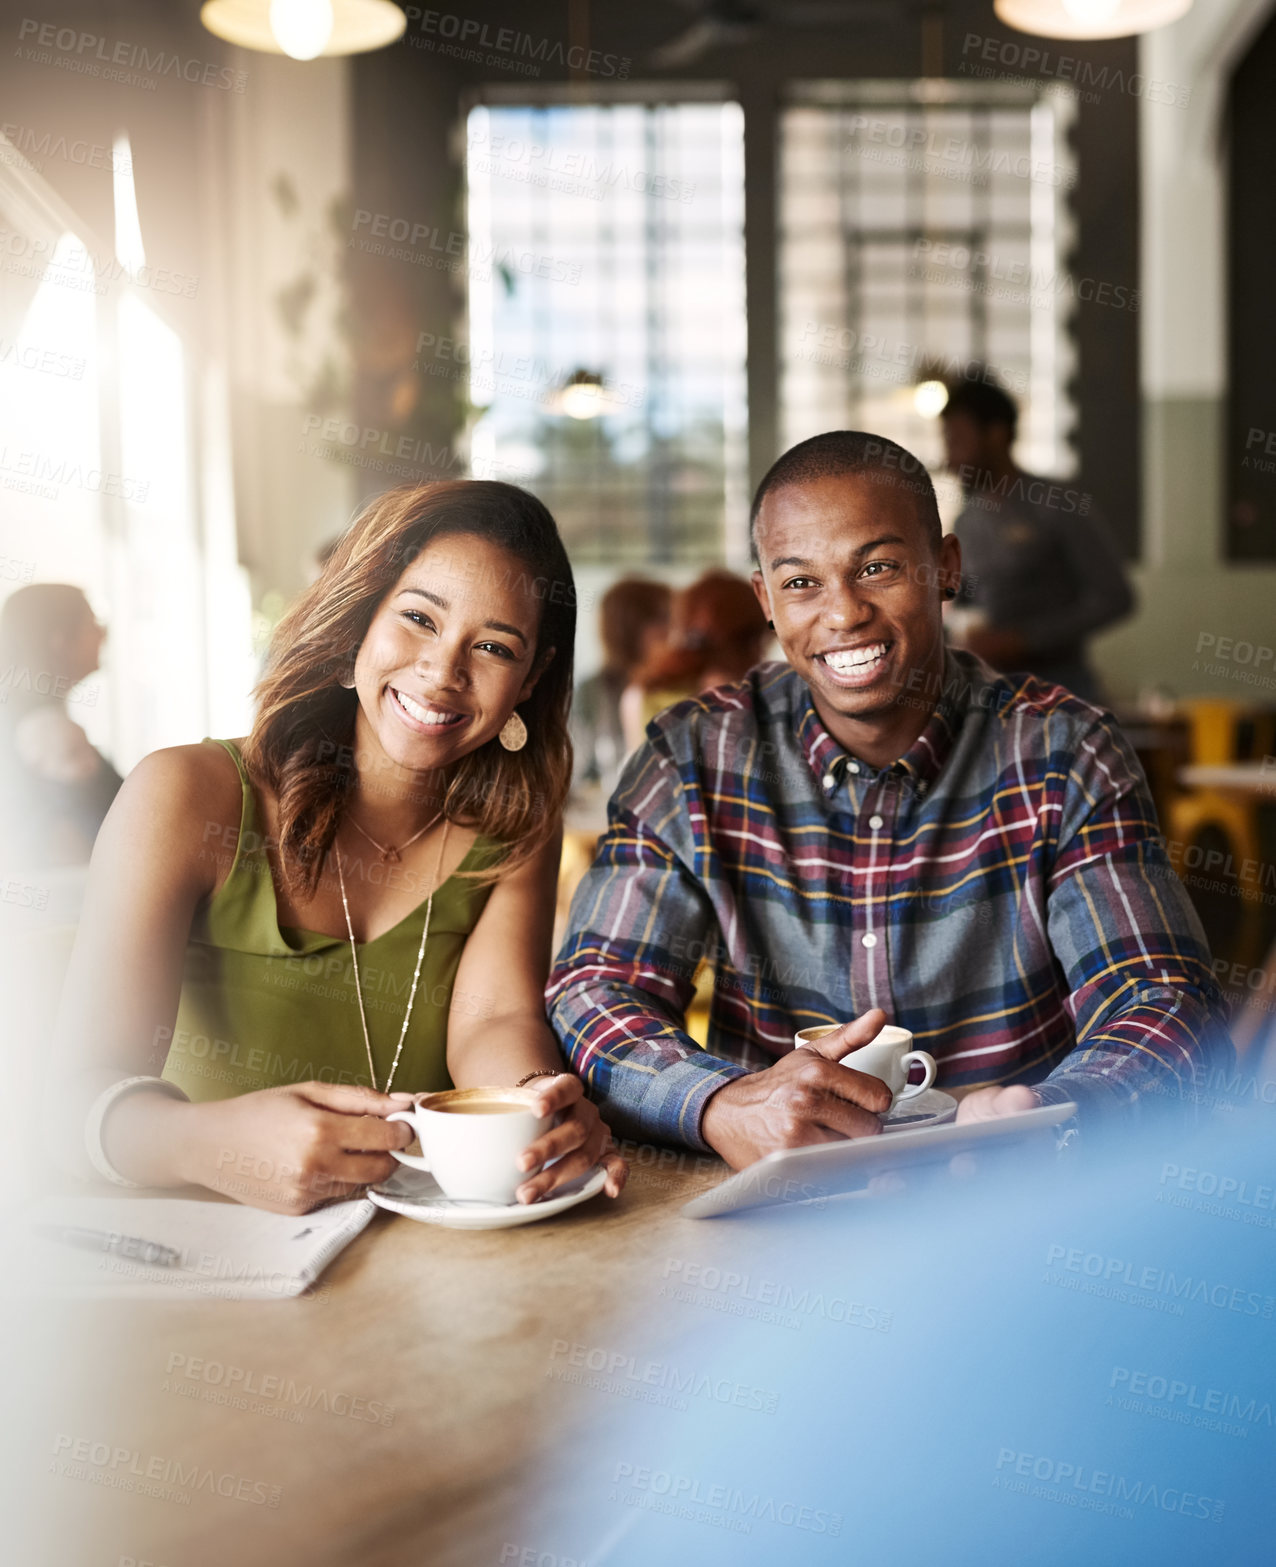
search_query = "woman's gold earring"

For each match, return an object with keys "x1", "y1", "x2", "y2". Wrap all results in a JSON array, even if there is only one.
[{"x1": 498, "y1": 711, "x2": 528, "y2": 752}]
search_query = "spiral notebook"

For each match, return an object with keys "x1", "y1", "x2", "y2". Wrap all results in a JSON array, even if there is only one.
[{"x1": 11, "y1": 1193, "x2": 379, "y2": 1301}]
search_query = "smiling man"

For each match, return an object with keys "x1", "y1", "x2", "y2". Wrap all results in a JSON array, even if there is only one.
[{"x1": 547, "y1": 432, "x2": 1231, "y2": 1166}]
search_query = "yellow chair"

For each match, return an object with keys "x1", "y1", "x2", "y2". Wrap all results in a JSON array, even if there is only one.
[{"x1": 1164, "y1": 700, "x2": 1275, "y2": 973}]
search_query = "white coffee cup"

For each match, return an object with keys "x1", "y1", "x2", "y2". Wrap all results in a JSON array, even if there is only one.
[
  {"x1": 385, "y1": 1086, "x2": 552, "y2": 1204},
  {"x1": 794, "y1": 1023, "x2": 937, "y2": 1107}
]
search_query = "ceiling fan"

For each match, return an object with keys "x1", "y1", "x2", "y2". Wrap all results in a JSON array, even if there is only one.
[{"x1": 649, "y1": 0, "x2": 902, "y2": 68}]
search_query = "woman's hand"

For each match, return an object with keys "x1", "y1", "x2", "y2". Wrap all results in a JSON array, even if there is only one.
[
  {"x1": 513, "y1": 1074, "x2": 627, "y2": 1204},
  {"x1": 176, "y1": 1082, "x2": 416, "y2": 1214}
]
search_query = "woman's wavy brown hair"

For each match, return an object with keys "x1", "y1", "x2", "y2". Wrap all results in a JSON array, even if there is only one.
[{"x1": 243, "y1": 480, "x2": 576, "y2": 896}]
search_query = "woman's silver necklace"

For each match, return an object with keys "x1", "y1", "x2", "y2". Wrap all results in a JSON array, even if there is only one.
[{"x1": 335, "y1": 817, "x2": 451, "y2": 1095}]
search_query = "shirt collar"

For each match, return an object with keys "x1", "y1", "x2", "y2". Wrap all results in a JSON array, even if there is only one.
[{"x1": 790, "y1": 651, "x2": 971, "y2": 799}]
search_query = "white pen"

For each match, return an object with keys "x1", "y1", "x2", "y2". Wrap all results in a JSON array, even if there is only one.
[{"x1": 36, "y1": 1224, "x2": 182, "y2": 1268}]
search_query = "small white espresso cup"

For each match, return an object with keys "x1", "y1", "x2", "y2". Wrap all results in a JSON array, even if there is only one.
[
  {"x1": 794, "y1": 1023, "x2": 937, "y2": 1107},
  {"x1": 385, "y1": 1086, "x2": 552, "y2": 1204}
]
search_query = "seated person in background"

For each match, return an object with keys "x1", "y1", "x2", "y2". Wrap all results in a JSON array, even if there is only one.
[
  {"x1": 570, "y1": 575, "x2": 670, "y2": 796},
  {"x1": 548, "y1": 431, "x2": 1231, "y2": 1167},
  {"x1": 0, "y1": 584, "x2": 120, "y2": 869},
  {"x1": 619, "y1": 568, "x2": 772, "y2": 756},
  {"x1": 940, "y1": 372, "x2": 1134, "y2": 705},
  {"x1": 50, "y1": 481, "x2": 625, "y2": 1212}
]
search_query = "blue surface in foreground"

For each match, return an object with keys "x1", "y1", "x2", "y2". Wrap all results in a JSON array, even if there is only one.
[{"x1": 525, "y1": 1102, "x2": 1276, "y2": 1566}]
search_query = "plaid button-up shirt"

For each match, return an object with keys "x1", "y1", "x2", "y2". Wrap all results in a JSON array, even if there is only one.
[{"x1": 547, "y1": 651, "x2": 1232, "y2": 1151}]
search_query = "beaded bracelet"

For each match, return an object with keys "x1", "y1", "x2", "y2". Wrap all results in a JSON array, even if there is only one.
[{"x1": 515, "y1": 1069, "x2": 562, "y2": 1089}]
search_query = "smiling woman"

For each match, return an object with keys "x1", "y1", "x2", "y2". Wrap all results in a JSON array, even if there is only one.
[
  {"x1": 248, "y1": 481, "x2": 576, "y2": 899},
  {"x1": 48, "y1": 480, "x2": 626, "y2": 1214}
]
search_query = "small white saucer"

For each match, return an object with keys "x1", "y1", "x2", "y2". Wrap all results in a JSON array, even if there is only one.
[
  {"x1": 368, "y1": 1165, "x2": 608, "y2": 1230},
  {"x1": 880, "y1": 1088, "x2": 958, "y2": 1132}
]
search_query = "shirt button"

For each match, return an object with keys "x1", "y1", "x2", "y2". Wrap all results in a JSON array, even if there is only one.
[
  {"x1": 847, "y1": 762, "x2": 860, "y2": 775},
  {"x1": 861, "y1": 932, "x2": 878, "y2": 948},
  {"x1": 869, "y1": 814, "x2": 884, "y2": 830},
  {"x1": 822, "y1": 772, "x2": 837, "y2": 790}
]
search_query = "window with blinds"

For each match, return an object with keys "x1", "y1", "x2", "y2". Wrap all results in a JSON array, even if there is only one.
[
  {"x1": 779, "y1": 81, "x2": 1078, "y2": 503},
  {"x1": 464, "y1": 98, "x2": 748, "y2": 566}
]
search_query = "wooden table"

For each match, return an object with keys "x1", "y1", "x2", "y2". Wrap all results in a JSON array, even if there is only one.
[{"x1": 8, "y1": 1150, "x2": 754, "y2": 1567}]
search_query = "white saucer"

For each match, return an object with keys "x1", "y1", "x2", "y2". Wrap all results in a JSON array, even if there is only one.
[
  {"x1": 368, "y1": 1165, "x2": 608, "y2": 1230},
  {"x1": 879, "y1": 1088, "x2": 958, "y2": 1131}
]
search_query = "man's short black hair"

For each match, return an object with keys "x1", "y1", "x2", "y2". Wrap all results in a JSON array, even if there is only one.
[
  {"x1": 749, "y1": 430, "x2": 942, "y2": 563},
  {"x1": 940, "y1": 373, "x2": 1018, "y2": 441}
]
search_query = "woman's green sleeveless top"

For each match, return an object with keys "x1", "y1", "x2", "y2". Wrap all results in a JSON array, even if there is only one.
[{"x1": 161, "y1": 739, "x2": 502, "y2": 1101}]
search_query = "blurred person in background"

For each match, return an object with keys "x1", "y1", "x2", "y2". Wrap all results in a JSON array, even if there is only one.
[
  {"x1": 0, "y1": 584, "x2": 120, "y2": 869},
  {"x1": 570, "y1": 576, "x2": 670, "y2": 795},
  {"x1": 620, "y1": 569, "x2": 772, "y2": 754},
  {"x1": 940, "y1": 373, "x2": 1134, "y2": 704}
]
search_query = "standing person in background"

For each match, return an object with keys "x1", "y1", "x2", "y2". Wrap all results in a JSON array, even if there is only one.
[
  {"x1": 940, "y1": 373, "x2": 1134, "y2": 704},
  {"x1": 570, "y1": 577, "x2": 670, "y2": 795},
  {"x1": 620, "y1": 569, "x2": 772, "y2": 755},
  {"x1": 0, "y1": 584, "x2": 120, "y2": 868}
]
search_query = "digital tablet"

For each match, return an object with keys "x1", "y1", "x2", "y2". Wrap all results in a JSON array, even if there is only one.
[{"x1": 681, "y1": 1100, "x2": 1077, "y2": 1219}]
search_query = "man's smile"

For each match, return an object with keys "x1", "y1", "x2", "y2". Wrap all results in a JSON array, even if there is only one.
[{"x1": 815, "y1": 640, "x2": 894, "y2": 688}]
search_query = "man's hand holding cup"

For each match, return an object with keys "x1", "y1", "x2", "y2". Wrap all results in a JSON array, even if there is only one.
[{"x1": 702, "y1": 1007, "x2": 934, "y2": 1170}]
